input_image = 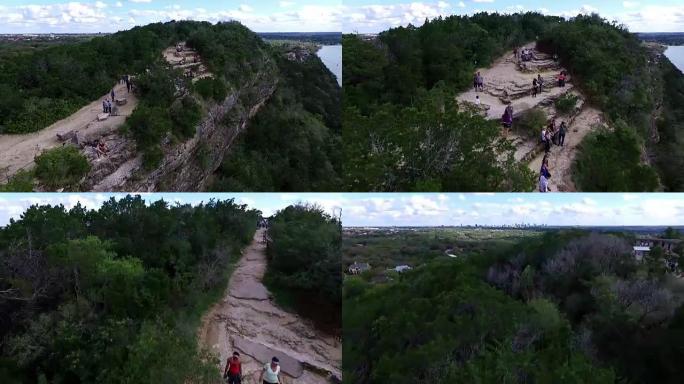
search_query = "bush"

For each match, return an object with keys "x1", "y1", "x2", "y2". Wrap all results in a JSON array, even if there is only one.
[
  {"x1": 0, "y1": 169, "x2": 35, "y2": 191},
  {"x1": 573, "y1": 123, "x2": 658, "y2": 191},
  {"x1": 125, "y1": 103, "x2": 171, "y2": 150},
  {"x1": 516, "y1": 108, "x2": 547, "y2": 138},
  {"x1": 142, "y1": 145, "x2": 164, "y2": 170},
  {"x1": 34, "y1": 146, "x2": 90, "y2": 190},
  {"x1": 194, "y1": 77, "x2": 228, "y2": 103},
  {"x1": 555, "y1": 93, "x2": 579, "y2": 115},
  {"x1": 169, "y1": 96, "x2": 202, "y2": 139}
]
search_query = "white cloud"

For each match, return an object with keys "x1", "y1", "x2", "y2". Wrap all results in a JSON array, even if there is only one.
[
  {"x1": 279, "y1": 1, "x2": 295, "y2": 7},
  {"x1": 95, "y1": 1, "x2": 107, "y2": 9},
  {"x1": 623, "y1": 1, "x2": 640, "y2": 8},
  {"x1": 239, "y1": 4, "x2": 253, "y2": 13},
  {"x1": 458, "y1": 1, "x2": 465, "y2": 8},
  {"x1": 473, "y1": 0, "x2": 494, "y2": 3},
  {"x1": 116, "y1": 1, "x2": 123, "y2": 7},
  {"x1": 129, "y1": 0, "x2": 152, "y2": 3}
]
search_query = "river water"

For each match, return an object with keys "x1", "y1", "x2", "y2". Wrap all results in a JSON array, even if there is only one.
[
  {"x1": 664, "y1": 46, "x2": 684, "y2": 73},
  {"x1": 317, "y1": 44, "x2": 342, "y2": 86}
]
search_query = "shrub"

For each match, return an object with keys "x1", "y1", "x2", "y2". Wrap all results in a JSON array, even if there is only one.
[
  {"x1": 573, "y1": 123, "x2": 658, "y2": 191},
  {"x1": 516, "y1": 108, "x2": 547, "y2": 138},
  {"x1": 143, "y1": 145, "x2": 164, "y2": 170},
  {"x1": 194, "y1": 77, "x2": 227, "y2": 102},
  {"x1": 34, "y1": 146, "x2": 90, "y2": 190},
  {"x1": 169, "y1": 96, "x2": 202, "y2": 139},
  {"x1": 0, "y1": 169, "x2": 35, "y2": 191},
  {"x1": 555, "y1": 93, "x2": 579, "y2": 115}
]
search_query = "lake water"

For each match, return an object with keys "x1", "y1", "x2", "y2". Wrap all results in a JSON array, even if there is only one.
[
  {"x1": 664, "y1": 46, "x2": 684, "y2": 73},
  {"x1": 317, "y1": 44, "x2": 342, "y2": 86}
]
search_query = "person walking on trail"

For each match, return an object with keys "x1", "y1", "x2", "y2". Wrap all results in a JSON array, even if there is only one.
[
  {"x1": 558, "y1": 72, "x2": 566, "y2": 87},
  {"x1": 539, "y1": 158, "x2": 551, "y2": 192},
  {"x1": 102, "y1": 99, "x2": 107, "y2": 113},
  {"x1": 126, "y1": 76, "x2": 131, "y2": 93},
  {"x1": 537, "y1": 74, "x2": 544, "y2": 94},
  {"x1": 558, "y1": 121, "x2": 567, "y2": 147},
  {"x1": 473, "y1": 72, "x2": 479, "y2": 92},
  {"x1": 532, "y1": 78, "x2": 538, "y2": 97},
  {"x1": 260, "y1": 357, "x2": 281, "y2": 384},
  {"x1": 110, "y1": 88, "x2": 115, "y2": 102},
  {"x1": 223, "y1": 352, "x2": 242, "y2": 384},
  {"x1": 501, "y1": 104, "x2": 513, "y2": 135},
  {"x1": 476, "y1": 72, "x2": 484, "y2": 92}
]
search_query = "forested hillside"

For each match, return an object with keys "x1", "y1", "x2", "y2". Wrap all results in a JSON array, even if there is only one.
[
  {"x1": 266, "y1": 204, "x2": 342, "y2": 333},
  {"x1": 211, "y1": 43, "x2": 342, "y2": 191},
  {"x1": 343, "y1": 13, "x2": 682, "y2": 191},
  {"x1": 0, "y1": 195, "x2": 260, "y2": 383},
  {"x1": 0, "y1": 20, "x2": 341, "y2": 191},
  {"x1": 344, "y1": 230, "x2": 684, "y2": 383}
]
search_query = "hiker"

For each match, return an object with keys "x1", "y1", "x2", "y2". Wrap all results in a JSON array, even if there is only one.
[
  {"x1": 126, "y1": 77, "x2": 131, "y2": 93},
  {"x1": 558, "y1": 72, "x2": 566, "y2": 87},
  {"x1": 553, "y1": 53, "x2": 558, "y2": 62},
  {"x1": 548, "y1": 118, "x2": 557, "y2": 145},
  {"x1": 110, "y1": 88, "x2": 115, "y2": 102},
  {"x1": 106, "y1": 99, "x2": 112, "y2": 113},
  {"x1": 501, "y1": 105, "x2": 513, "y2": 134},
  {"x1": 259, "y1": 357, "x2": 281, "y2": 384},
  {"x1": 558, "y1": 121, "x2": 567, "y2": 146},
  {"x1": 475, "y1": 95, "x2": 481, "y2": 105},
  {"x1": 223, "y1": 352, "x2": 242, "y2": 384},
  {"x1": 473, "y1": 72, "x2": 479, "y2": 92},
  {"x1": 539, "y1": 159, "x2": 551, "y2": 192},
  {"x1": 537, "y1": 74, "x2": 544, "y2": 94},
  {"x1": 532, "y1": 78, "x2": 538, "y2": 97},
  {"x1": 102, "y1": 99, "x2": 107, "y2": 113},
  {"x1": 96, "y1": 140, "x2": 108, "y2": 157},
  {"x1": 513, "y1": 47, "x2": 518, "y2": 60},
  {"x1": 477, "y1": 72, "x2": 484, "y2": 91}
]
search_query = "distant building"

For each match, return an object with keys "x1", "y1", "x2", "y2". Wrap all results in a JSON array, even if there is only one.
[
  {"x1": 633, "y1": 237, "x2": 682, "y2": 261},
  {"x1": 394, "y1": 265, "x2": 412, "y2": 273},
  {"x1": 633, "y1": 246, "x2": 651, "y2": 261},
  {"x1": 348, "y1": 262, "x2": 371, "y2": 275}
]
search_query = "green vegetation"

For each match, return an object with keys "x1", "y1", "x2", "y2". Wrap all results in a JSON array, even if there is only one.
[
  {"x1": 0, "y1": 195, "x2": 260, "y2": 383},
  {"x1": 266, "y1": 204, "x2": 342, "y2": 333},
  {"x1": 573, "y1": 123, "x2": 659, "y2": 191},
  {"x1": 211, "y1": 43, "x2": 342, "y2": 191},
  {"x1": 0, "y1": 170, "x2": 35, "y2": 192},
  {"x1": 344, "y1": 229, "x2": 684, "y2": 383},
  {"x1": 34, "y1": 146, "x2": 90, "y2": 190},
  {"x1": 653, "y1": 59, "x2": 684, "y2": 191},
  {"x1": 555, "y1": 93, "x2": 579, "y2": 115},
  {"x1": 516, "y1": 108, "x2": 547, "y2": 137},
  {"x1": 343, "y1": 12, "x2": 679, "y2": 191}
]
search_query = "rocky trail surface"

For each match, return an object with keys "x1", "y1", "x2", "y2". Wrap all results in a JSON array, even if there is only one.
[
  {"x1": 455, "y1": 42, "x2": 605, "y2": 191},
  {"x1": 0, "y1": 81, "x2": 137, "y2": 183},
  {"x1": 198, "y1": 229, "x2": 342, "y2": 384}
]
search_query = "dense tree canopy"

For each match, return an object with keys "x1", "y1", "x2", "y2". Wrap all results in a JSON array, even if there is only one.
[
  {"x1": 344, "y1": 230, "x2": 684, "y2": 383},
  {"x1": 0, "y1": 195, "x2": 259, "y2": 383},
  {"x1": 265, "y1": 204, "x2": 342, "y2": 333}
]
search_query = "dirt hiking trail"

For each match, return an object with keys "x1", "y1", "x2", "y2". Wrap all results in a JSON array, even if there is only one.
[
  {"x1": 0, "y1": 81, "x2": 137, "y2": 182},
  {"x1": 199, "y1": 229, "x2": 341, "y2": 384},
  {"x1": 455, "y1": 42, "x2": 604, "y2": 192}
]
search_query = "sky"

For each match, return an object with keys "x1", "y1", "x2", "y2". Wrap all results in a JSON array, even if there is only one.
[
  {"x1": 342, "y1": 0, "x2": 684, "y2": 33},
  {"x1": 0, "y1": 0, "x2": 341, "y2": 33},
  {"x1": 0, "y1": 193, "x2": 683, "y2": 228}
]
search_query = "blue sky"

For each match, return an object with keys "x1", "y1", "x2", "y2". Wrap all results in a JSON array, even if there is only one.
[
  {"x1": 0, "y1": 0, "x2": 341, "y2": 33},
  {"x1": 0, "y1": 193, "x2": 683, "y2": 227},
  {"x1": 342, "y1": 0, "x2": 684, "y2": 33}
]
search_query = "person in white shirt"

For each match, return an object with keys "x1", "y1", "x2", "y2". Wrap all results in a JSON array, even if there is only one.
[{"x1": 260, "y1": 357, "x2": 281, "y2": 384}]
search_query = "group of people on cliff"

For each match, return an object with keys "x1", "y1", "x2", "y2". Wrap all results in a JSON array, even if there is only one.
[{"x1": 538, "y1": 118, "x2": 568, "y2": 192}]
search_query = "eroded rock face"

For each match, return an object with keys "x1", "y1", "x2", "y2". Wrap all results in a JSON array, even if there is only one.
[{"x1": 84, "y1": 71, "x2": 278, "y2": 191}]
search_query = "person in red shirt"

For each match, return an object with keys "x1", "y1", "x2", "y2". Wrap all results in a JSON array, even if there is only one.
[{"x1": 224, "y1": 352, "x2": 242, "y2": 384}]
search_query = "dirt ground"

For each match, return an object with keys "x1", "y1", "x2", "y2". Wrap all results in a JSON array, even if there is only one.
[
  {"x1": 0, "y1": 81, "x2": 137, "y2": 182},
  {"x1": 198, "y1": 229, "x2": 341, "y2": 384}
]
